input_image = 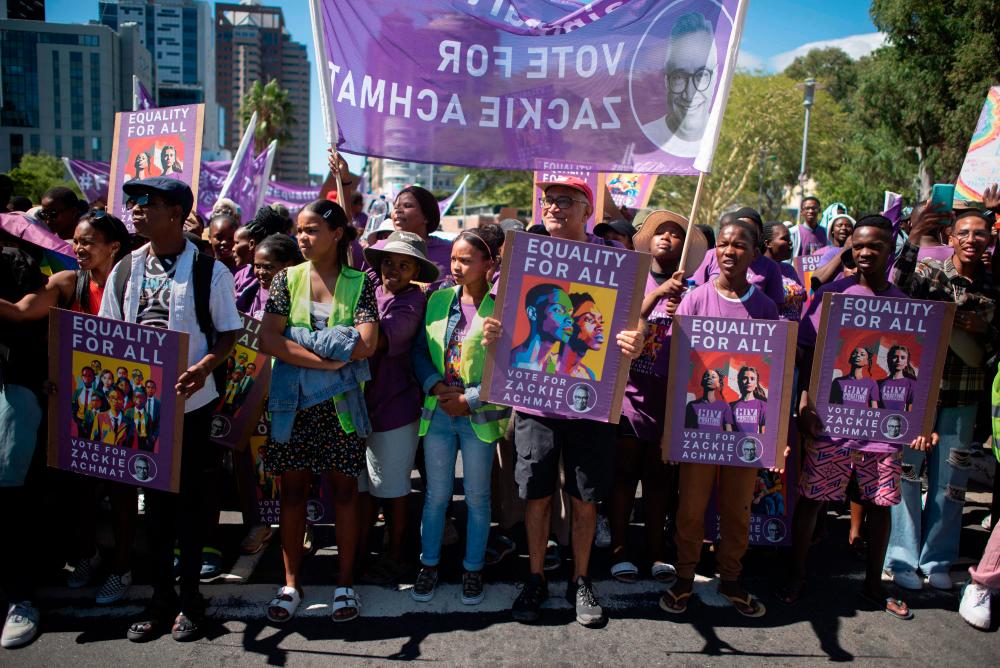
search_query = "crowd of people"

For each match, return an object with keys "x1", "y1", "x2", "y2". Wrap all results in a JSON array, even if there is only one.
[{"x1": 0, "y1": 165, "x2": 998, "y2": 650}]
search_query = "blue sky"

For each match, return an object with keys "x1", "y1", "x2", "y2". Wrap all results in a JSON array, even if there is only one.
[{"x1": 47, "y1": 0, "x2": 879, "y2": 176}]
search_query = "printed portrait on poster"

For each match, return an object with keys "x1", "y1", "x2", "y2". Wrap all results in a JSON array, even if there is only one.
[{"x1": 209, "y1": 314, "x2": 272, "y2": 450}]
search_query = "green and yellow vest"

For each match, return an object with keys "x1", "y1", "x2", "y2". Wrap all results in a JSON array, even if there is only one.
[
  {"x1": 418, "y1": 285, "x2": 509, "y2": 443},
  {"x1": 286, "y1": 261, "x2": 365, "y2": 434},
  {"x1": 991, "y1": 361, "x2": 1000, "y2": 463}
]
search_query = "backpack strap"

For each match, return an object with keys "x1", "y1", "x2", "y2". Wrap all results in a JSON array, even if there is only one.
[
  {"x1": 74, "y1": 270, "x2": 91, "y2": 311},
  {"x1": 112, "y1": 257, "x2": 133, "y2": 317},
  {"x1": 192, "y1": 251, "x2": 217, "y2": 346}
]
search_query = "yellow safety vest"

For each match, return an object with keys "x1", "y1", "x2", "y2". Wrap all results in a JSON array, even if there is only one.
[
  {"x1": 991, "y1": 361, "x2": 1000, "y2": 463},
  {"x1": 286, "y1": 261, "x2": 365, "y2": 434},
  {"x1": 418, "y1": 285, "x2": 509, "y2": 443}
]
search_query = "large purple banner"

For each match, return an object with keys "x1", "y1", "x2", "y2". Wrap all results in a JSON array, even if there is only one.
[
  {"x1": 809, "y1": 293, "x2": 955, "y2": 446},
  {"x1": 663, "y1": 316, "x2": 797, "y2": 469},
  {"x1": 482, "y1": 231, "x2": 649, "y2": 423},
  {"x1": 311, "y1": 0, "x2": 747, "y2": 174},
  {"x1": 48, "y1": 309, "x2": 189, "y2": 493}
]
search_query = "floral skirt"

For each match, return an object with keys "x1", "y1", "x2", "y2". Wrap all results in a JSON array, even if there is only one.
[{"x1": 263, "y1": 400, "x2": 364, "y2": 477}]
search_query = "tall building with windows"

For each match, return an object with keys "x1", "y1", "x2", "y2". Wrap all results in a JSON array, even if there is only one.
[
  {"x1": 215, "y1": 1, "x2": 309, "y2": 182},
  {"x1": 0, "y1": 19, "x2": 151, "y2": 171},
  {"x1": 98, "y1": 0, "x2": 220, "y2": 153},
  {"x1": 369, "y1": 158, "x2": 459, "y2": 198}
]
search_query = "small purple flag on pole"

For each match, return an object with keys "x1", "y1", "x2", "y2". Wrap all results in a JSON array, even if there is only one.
[{"x1": 132, "y1": 75, "x2": 155, "y2": 111}]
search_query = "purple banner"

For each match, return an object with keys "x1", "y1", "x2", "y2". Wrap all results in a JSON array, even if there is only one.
[
  {"x1": 312, "y1": 0, "x2": 746, "y2": 173},
  {"x1": 482, "y1": 231, "x2": 648, "y2": 423},
  {"x1": 219, "y1": 120, "x2": 273, "y2": 221},
  {"x1": 108, "y1": 104, "x2": 205, "y2": 231},
  {"x1": 63, "y1": 158, "x2": 112, "y2": 205},
  {"x1": 663, "y1": 316, "x2": 797, "y2": 469},
  {"x1": 47, "y1": 309, "x2": 189, "y2": 493},
  {"x1": 809, "y1": 294, "x2": 955, "y2": 446},
  {"x1": 133, "y1": 75, "x2": 155, "y2": 111},
  {"x1": 209, "y1": 314, "x2": 272, "y2": 450},
  {"x1": 264, "y1": 180, "x2": 321, "y2": 218}
]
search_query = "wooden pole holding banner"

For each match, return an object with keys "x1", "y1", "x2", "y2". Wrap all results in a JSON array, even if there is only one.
[
  {"x1": 677, "y1": 171, "x2": 707, "y2": 273},
  {"x1": 309, "y1": 0, "x2": 348, "y2": 216}
]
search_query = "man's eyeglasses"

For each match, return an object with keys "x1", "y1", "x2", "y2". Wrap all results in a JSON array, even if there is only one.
[
  {"x1": 666, "y1": 67, "x2": 713, "y2": 94},
  {"x1": 38, "y1": 206, "x2": 68, "y2": 221},
  {"x1": 539, "y1": 196, "x2": 587, "y2": 210},
  {"x1": 954, "y1": 229, "x2": 990, "y2": 241},
  {"x1": 125, "y1": 193, "x2": 151, "y2": 209}
]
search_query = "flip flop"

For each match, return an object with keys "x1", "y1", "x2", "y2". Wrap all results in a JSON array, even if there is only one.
[
  {"x1": 722, "y1": 591, "x2": 767, "y2": 618},
  {"x1": 859, "y1": 590, "x2": 912, "y2": 620},
  {"x1": 611, "y1": 561, "x2": 639, "y2": 583},
  {"x1": 658, "y1": 587, "x2": 692, "y2": 614}
]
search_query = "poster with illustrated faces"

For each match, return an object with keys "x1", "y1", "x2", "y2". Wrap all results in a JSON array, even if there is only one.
[
  {"x1": 107, "y1": 103, "x2": 205, "y2": 231},
  {"x1": 809, "y1": 293, "x2": 955, "y2": 445},
  {"x1": 48, "y1": 309, "x2": 189, "y2": 493},
  {"x1": 209, "y1": 313, "x2": 272, "y2": 450},
  {"x1": 482, "y1": 231, "x2": 649, "y2": 423},
  {"x1": 662, "y1": 315, "x2": 797, "y2": 469}
]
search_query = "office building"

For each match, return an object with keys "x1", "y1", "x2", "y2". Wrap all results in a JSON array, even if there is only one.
[
  {"x1": 215, "y1": 0, "x2": 309, "y2": 182},
  {"x1": 369, "y1": 158, "x2": 459, "y2": 197},
  {"x1": 0, "y1": 19, "x2": 151, "y2": 171},
  {"x1": 98, "y1": 0, "x2": 220, "y2": 152}
]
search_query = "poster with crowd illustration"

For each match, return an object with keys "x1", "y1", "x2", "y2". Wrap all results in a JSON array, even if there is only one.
[
  {"x1": 106, "y1": 103, "x2": 205, "y2": 231},
  {"x1": 663, "y1": 316, "x2": 797, "y2": 469},
  {"x1": 483, "y1": 231, "x2": 648, "y2": 423},
  {"x1": 809, "y1": 293, "x2": 955, "y2": 445},
  {"x1": 249, "y1": 409, "x2": 334, "y2": 526},
  {"x1": 47, "y1": 309, "x2": 188, "y2": 493},
  {"x1": 208, "y1": 313, "x2": 272, "y2": 450}
]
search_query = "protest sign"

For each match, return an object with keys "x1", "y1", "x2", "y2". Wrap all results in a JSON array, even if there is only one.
[
  {"x1": 662, "y1": 316, "x2": 797, "y2": 469},
  {"x1": 310, "y1": 0, "x2": 747, "y2": 174},
  {"x1": 249, "y1": 409, "x2": 334, "y2": 525},
  {"x1": 482, "y1": 231, "x2": 648, "y2": 423},
  {"x1": 603, "y1": 172, "x2": 658, "y2": 210},
  {"x1": 705, "y1": 454, "x2": 797, "y2": 547},
  {"x1": 47, "y1": 309, "x2": 188, "y2": 493},
  {"x1": 794, "y1": 250, "x2": 833, "y2": 300},
  {"x1": 956, "y1": 86, "x2": 1000, "y2": 201},
  {"x1": 209, "y1": 313, "x2": 272, "y2": 450},
  {"x1": 107, "y1": 103, "x2": 205, "y2": 230},
  {"x1": 809, "y1": 293, "x2": 954, "y2": 445},
  {"x1": 530, "y1": 159, "x2": 604, "y2": 231}
]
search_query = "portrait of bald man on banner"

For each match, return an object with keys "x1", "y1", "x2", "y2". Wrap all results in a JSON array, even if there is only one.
[{"x1": 640, "y1": 12, "x2": 718, "y2": 158}]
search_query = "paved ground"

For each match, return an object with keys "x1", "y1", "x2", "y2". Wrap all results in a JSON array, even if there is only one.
[{"x1": 3, "y1": 469, "x2": 998, "y2": 665}]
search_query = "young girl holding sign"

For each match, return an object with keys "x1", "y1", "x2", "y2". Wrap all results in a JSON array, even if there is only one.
[
  {"x1": 659, "y1": 219, "x2": 778, "y2": 618},
  {"x1": 259, "y1": 200, "x2": 379, "y2": 623},
  {"x1": 781, "y1": 215, "x2": 937, "y2": 619},
  {"x1": 410, "y1": 227, "x2": 509, "y2": 605}
]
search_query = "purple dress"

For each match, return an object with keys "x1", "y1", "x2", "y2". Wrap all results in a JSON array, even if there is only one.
[{"x1": 731, "y1": 397, "x2": 766, "y2": 433}]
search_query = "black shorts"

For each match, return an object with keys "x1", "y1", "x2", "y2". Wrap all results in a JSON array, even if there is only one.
[{"x1": 513, "y1": 411, "x2": 616, "y2": 503}]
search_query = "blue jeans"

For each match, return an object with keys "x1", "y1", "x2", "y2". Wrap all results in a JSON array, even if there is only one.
[
  {"x1": 885, "y1": 404, "x2": 976, "y2": 576},
  {"x1": 420, "y1": 410, "x2": 495, "y2": 572}
]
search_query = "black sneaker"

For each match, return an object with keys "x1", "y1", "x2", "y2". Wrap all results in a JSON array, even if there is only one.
[
  {"x1": 511, "y1": 573, "x2": 548, "y2": 622},
  {"x1": 567, "y1": 576, "x2": 605, "y2": 627},
  {"x1": 411, "y1": 566, "x2": 438, "y2": 602},
  {"x1": 461, "y1": 570, "x2": 484, "y2": 605}
]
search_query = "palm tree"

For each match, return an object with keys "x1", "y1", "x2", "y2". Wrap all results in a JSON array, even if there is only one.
[{"x1": 240, "y1": 79, "x2": 295, "y2": 154}]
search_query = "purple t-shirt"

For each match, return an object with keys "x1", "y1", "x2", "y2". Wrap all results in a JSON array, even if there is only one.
[
  {"x1": 917, "y1": 245, "x2": 953, "y2": 263},
  {"x1": 798, "y1": 276, "x2": 907, "y2": 453},
  {"x1": 685, "y1": 398, "x2": 734, "y2": 430},
  {"x1": 798, "y1": 224, "x2": 829, "y2": 256},
  {"x1": 831, "y1": 376, "x2": 879, "y2": 407},
  {"x1": 878, "y1": 376, "x2": 916, "y2": 410},
  {"x1": 365, "y1": 284, "x2": 426, "y2": 432},
  {"x1": 623, "y1": 273, "x2": 673, "y2": 441},
  {"x1": 692, "y1": 252, "x2": 786, "y2": 314},
  {"x1": 424, "y1": 236, "x2": 454, "y2": 292},
  {"x1": 731, "y1": 398, "x2": 766, "y2": 433},
  {"x1": 233, "y1": 263, "x2": 256, "y2": 296},
  {"x1": 673, "y1": 280, "x2": 780, "y2": 323}
]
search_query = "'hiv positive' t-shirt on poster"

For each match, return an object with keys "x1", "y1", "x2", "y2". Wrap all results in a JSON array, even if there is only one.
[
  {"x1": 663, "y1": 306, "x2": 796, "y2": 469},
  {"x1": 808, "y1": 291, "x2": 954, "y2": 446},
  {"x1": 48, "y1": 309, "x2": 188, "y2": 493},
  {"x1": 482, "y1": 231, "x2": 648, "y2": 423}
]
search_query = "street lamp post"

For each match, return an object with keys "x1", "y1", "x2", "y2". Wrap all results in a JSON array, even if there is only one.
[{"x1": 798, "y1": 77, "x2": 817, "y2": 211}]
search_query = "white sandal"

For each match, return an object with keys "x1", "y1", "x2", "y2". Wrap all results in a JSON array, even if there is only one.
[
  {"x1": 266, "y1": 586, "x2": 301, "y2": 623},
  {"x1": 331, "y1": 586, "x2": 361, "y2": 622}
]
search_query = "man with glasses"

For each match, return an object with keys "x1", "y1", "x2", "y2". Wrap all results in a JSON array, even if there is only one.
[
  {"x1": 483, "y1": 174, "x2": 644, "y2": 627},
  {"x1": 639, "y1": 12, "x2": 717, "y2": 158},
  {"x1": 100, "y1": 176, "x2": 241, "y2": 643},
  {"x1": 37, "y1": 187, "x2": 83, "y2": 240}
]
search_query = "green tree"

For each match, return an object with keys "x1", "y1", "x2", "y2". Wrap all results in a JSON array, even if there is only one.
[
  {"x1": 241, "y1": 79, "x2": 295, "y2": 154},
  {"x1": 783, "y1": 47, "x2": 858, "y2": 104},
  {"x1": 8, "y1": 153, "x2": 81, "y2": 203},
  {"x1": 459, "y1": 167, "x2": 534, "y2": 210}
]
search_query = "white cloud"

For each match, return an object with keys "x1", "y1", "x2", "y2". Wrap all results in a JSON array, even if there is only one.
[
  {"x1": 737, "y1": 50, "x2": 766, "y2": 72},
  {"x1": 767, "y1": 32, "x2": 888, "y2": 73}
]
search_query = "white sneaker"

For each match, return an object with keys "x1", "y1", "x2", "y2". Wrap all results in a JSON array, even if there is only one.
[
  {"x1": 1, "y1": 602, "x2": 39, "y2": 649},
  {"x1": 888, "y1": 569, "x2": 923, "y2": 590},
  {"x1": 67, "y1": 551, "x2": 102, "y2": 589},
  {"x1": 95, "y1": 571, "x2": 132, "y2": 605},
  {"x1": 927, "y1": 571, "x2": 953, "y2": 591},
  {"x1": 594, "y1": 514, "x2": 611, "y2": 548},
  {"x1": 959, "y1": 582, "x2": 992, "y2": 630}
]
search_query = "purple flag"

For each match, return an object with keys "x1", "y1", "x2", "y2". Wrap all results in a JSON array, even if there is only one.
[
  {"x1": 310, "y1": 0, "x2": 747, "y2": 174},
  {"x1": 438, "y1": 174, "x2": 469, "y2": 216},
  {"x1": 63, "y1": 158, "x2": 112, "y2": 205},
  {"x1": 217, "y1": 115, "x2": 276, "y2": 221},
  {"x1": 133, "y1": 75, "x2": 155, "y2": 111}
]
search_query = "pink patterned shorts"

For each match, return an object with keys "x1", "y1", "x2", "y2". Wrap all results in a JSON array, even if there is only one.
[{"x1": 798, "y1": 439, "x2": 902, "y2": 506}]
